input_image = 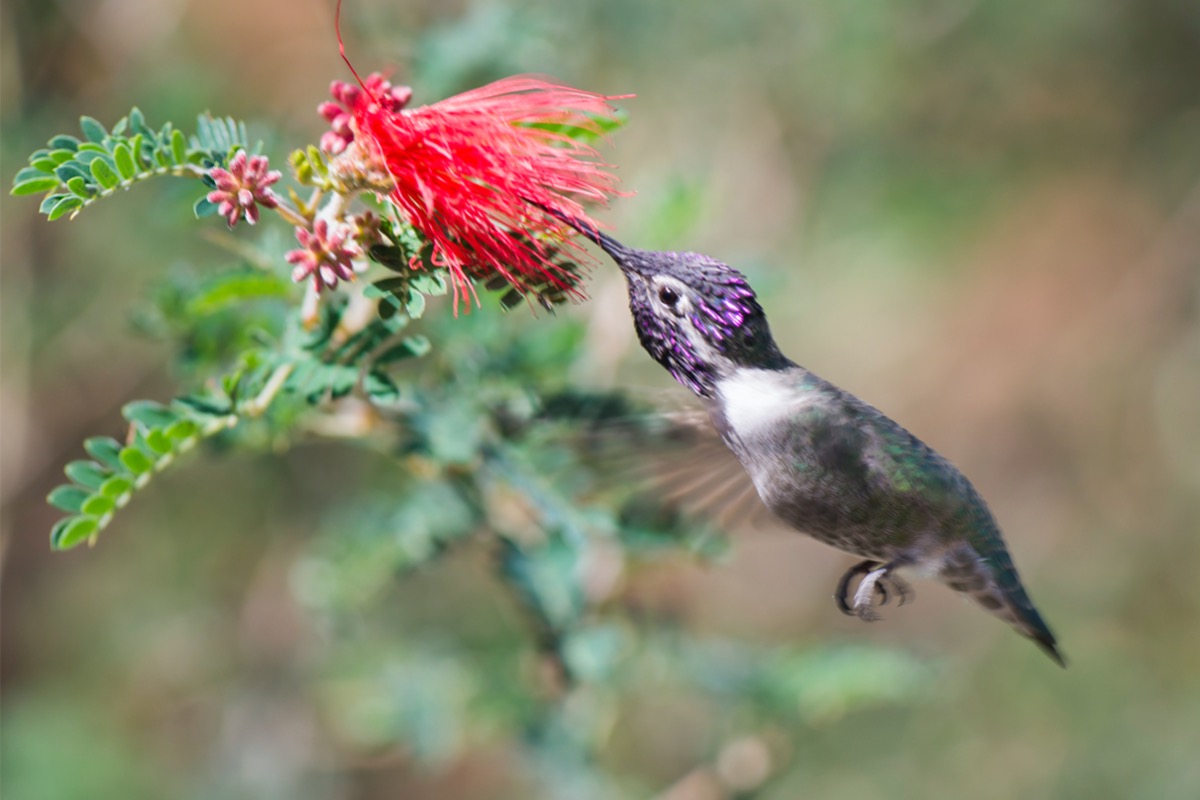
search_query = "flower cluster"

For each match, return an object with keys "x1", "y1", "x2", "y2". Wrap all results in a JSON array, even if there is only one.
[
  {"x1": 206, "y1": 151, "x2": 281, "y2": 227},
  {"x1": 320, "y1": 73, "x2": 627, "y2": 307},
  {"x1": 350, "y1": 210, "x2": 384, "y2": 248},
  {"x1": 319, "y1": 74, "x2": 412, "y2": 155},
  {"x1": 285, "y1": 218, "x2": 362, "y2": 291},
  {"x1": 203, "y1": 72, "x2": 628, "y2": 309}
]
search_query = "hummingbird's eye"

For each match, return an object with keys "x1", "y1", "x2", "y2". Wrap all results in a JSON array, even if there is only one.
[{"x1": 657, "y1": 285, "x2": 680, "y2": 307}]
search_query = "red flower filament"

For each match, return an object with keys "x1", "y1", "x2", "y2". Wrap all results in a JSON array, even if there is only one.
[{"x1": 347, "y1": 75, "x2": 627, "y2": 307}]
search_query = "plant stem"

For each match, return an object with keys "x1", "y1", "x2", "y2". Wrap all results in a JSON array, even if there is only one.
[{"x1": 239, "y1": 362, "x2": 295, "y2": 418}]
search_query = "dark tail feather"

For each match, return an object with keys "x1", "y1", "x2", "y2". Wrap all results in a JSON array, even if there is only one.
[
  {"x1": 1033, "y1": 623, "x2": 1067, "y2": 668},
  {"x1": 943, "y1": 542, "x2": 1066, "y2": 668},
  {"x1": 992, "y1": 582, "x2": 1067, "y2": 668}
]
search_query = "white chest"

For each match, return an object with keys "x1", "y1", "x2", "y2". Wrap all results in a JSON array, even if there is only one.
[{"x1": 716, "y1": 369, "x2": 805, "y2": 441}]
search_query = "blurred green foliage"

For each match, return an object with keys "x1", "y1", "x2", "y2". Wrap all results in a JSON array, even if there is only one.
[{"x1": 4, "y1": 0, "x2": 1200, "y2": 799}]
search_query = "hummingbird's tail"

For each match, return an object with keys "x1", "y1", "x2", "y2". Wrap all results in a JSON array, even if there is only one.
[{"x1": 939, "y1": 539, "x2": 1066, "y2": 668}]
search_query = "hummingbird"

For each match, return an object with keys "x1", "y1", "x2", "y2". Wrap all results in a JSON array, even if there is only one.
[{"x1": 559, "y1": 215, "x2": 1065, "y2": 666}]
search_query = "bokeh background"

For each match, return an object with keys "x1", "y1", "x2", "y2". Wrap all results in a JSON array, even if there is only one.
[{"x1": 3, "y1": 1, "x2": 1200, "y2": 798}]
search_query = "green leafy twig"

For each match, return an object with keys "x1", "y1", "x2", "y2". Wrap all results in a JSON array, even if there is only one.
[
  {"x1": 46, "y1": 363, "x2": 293, "y2": 551},
  {"x1": 10, "y1": 108, "x2": 250, "y2": 221},
  {"x1": 47, "y1": 402, "x2": 236, "y2": 550}
]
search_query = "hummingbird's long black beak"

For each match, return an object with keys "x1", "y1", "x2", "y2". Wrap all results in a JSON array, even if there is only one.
[
  {"x1": 573, "y1": 220, "x2": 632, "y2": 265},
  {"x1": 525, "y1": 199, "x2": 634, "y2": 267}
]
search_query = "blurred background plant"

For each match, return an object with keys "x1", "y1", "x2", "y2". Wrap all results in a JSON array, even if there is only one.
[{"x1": 3, "y1": 1, "x2": 1200, "y2": 798}]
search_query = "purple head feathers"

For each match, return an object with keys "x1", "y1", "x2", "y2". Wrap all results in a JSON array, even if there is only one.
[{"x1": 551, "y1": 211, "x2": 789, "y2": 397}]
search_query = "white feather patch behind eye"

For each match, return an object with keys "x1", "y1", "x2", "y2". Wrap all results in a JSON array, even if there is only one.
[{"x1": 651, "y1": 276, "x2": 690, "y2": 315}]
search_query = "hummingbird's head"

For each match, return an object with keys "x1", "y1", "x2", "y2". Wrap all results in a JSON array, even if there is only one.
[{"x1": 565, "y1": 218, "x2": 788, "y2": 398}]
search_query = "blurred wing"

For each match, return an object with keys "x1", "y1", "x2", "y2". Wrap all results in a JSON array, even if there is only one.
[
  {"x1": 639, "y1": 407, "x2": 778, "y2": 531},
  {"x1": 542, "y1": 388, "x2": 778, "y2": 533}
]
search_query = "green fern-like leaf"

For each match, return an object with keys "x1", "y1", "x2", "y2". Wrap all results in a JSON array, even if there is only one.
[
  {"x1": 479, "y1": 237, "x2": 587, "y2": 312},
  {"x1": 514, "y1": 107, "x2": 629, "y2": 146},
  {"x1": 193, "y1": 113, "x2": 249, "y2": 157},
  {"x1": 46, "y1": 399, "x2": 237, "y2": 550},
  {"x1": 10, "y1": 108, "x2": 257, "y2": 221},
  {"x1": 362, "y1": 221, "x2": 451, "y2": 322}
]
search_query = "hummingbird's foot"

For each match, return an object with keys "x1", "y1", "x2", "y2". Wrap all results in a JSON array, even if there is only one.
[
  {"x1": 876, "y1": 572, "x2": 913, "y2": 608},
  {"x1": 835, "y1": 560, "x2": 881, "y2": 616},
  {"x1": 852, "y1": 567, "x2": 890, "y2": 621},
  {"x1": 834, "y1": 559, "x2": 914, "y2": 621}
]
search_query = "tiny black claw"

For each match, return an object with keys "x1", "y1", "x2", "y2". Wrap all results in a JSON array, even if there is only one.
[{"x1": 891, "y1": 574, "x2": 914, "y2": 607}]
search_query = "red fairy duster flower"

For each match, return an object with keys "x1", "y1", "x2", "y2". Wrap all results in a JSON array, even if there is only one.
[
  {"x1": 346, "y1": 75, "x2": 627, "y2": 307},
  {"x1": 319, "y1": 74, "x2": 412, "y2": 155}
]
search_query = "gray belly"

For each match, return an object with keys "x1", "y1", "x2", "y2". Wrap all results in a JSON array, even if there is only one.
[
  {"x1": 742, "y1": 451, "x2": 929, "y2": 561},
  {"x1": 707, "y1": 373, "x2": 938, "y2": 561}
]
